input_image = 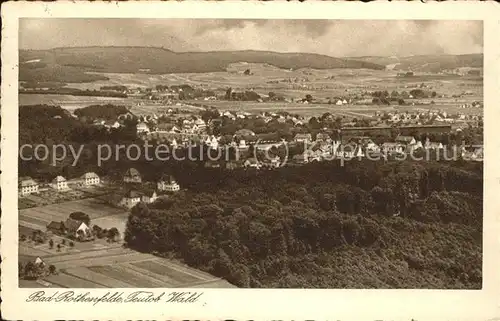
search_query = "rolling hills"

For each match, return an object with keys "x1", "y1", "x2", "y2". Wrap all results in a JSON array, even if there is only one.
[
  {"x1": 19, "y1": 46, "x2": 385, "y2": 83},
  {"x1": 20, "y1": 47, "x2": 483, "y2": 84},
  {"x1": 347, "y1": 54, "x2": 483, "y2": 72}
]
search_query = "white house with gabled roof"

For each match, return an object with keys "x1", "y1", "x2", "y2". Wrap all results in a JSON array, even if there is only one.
[
  {"x1": 50, "y1": 176, "x2": 68, "y2": 191},
  {"x1": 81, "y1": 172, "x2": 100, "y2": 186},
  {"x1": 18, "y1": 177, "x2": 39, "y2": 196}
]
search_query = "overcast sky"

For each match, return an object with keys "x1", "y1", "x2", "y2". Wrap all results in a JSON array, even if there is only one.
[{"x1": 20, "y1": 19, "x2": 483, "y2": 57}]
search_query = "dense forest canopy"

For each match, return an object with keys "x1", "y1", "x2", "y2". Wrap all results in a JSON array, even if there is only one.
[
  {"x1": 73, "y1": 104, "x2": 130, "y2": 122},
  {"x1": 125, "y1": 160, "x2": 482, "y2": 288}
]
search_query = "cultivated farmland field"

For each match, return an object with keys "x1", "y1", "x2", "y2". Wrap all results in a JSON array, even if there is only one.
[
  {"x1": 18, "y1": 196, "x2": 235, "y2": 288},
  {"x1": 21, "y1": 65, "x2": 482, "y2": 119},
  {"x1": 19, "y1": 197, "x2": 128, "y2": 230},
  {"x1": 21, "y1": 246, "x2": 235, "y2": 288}
]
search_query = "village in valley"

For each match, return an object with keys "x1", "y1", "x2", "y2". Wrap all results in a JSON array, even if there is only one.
[{"x1": 17, "y1": 19, "x2": 484, "y2": 289}]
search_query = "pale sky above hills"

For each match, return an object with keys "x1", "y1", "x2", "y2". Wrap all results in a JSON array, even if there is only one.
[{"x1": 20, "y1": 19, "x2": 483, "y2": 57}]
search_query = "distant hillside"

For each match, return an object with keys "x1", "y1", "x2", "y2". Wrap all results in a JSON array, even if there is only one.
[
  {"x1": 19, "y1": 47, "x2": 385, "y2": 83},
  {"x1": 348, "y1": 54, "x2": 483, "y2": 72}
]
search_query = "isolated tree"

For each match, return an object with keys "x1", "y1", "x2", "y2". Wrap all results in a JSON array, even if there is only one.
[
  {"x1": 69, "y1": 211, "x2": 91, "y2": 225},
  {"x1": 48, "y1": 265, "x2": 57, "y2": 275},
  {"x1": 305, "y1": 94, "x2": 313, "y2": 102},
  {"x1": 69, "y1": 241, "x2": 75, "y2": 248},
  {"x1": 61, "y1": 239, "x2": 66, "y2": 245},
  {"x1": 107, "y1": 227, "x2": 121, "y2": 242},
  {"x1": 244, "y1": 69, "x2": 251, "y2": 75},
  {"x1": 57, "y1": 244, "x2": 62, "y2": 252},
  {"x1": 93, "y1": 225, "x2": 102, "y2": 234},
  {"x1": 49, "y1": 239, "x2": 54, "y2": 249},
  {"x1": 225, "y1": 87, "x2": 233, "y2": 100}
]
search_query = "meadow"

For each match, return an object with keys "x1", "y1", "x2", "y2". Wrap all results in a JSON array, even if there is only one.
[{"x1": 19, "y1": 197, "x2": 129, "y2": 232}]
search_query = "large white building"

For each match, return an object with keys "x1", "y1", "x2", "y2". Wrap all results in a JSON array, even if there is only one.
[
  {"x1": 157, "y1": 175, "x2": 180, "y2": 192},
  {"x1": 119, "y1": 190, "x2": 142, "y2": 209},
  {"x1": 18, "y1": 177, "x2": 39, "y2": 196},
  {"x1": 118, "y1": 189, "x2": 159, "y2": 209},
  {"x1": 81, "y1": 172, "x2": 100, "y2": 186},
  {"x1": 50, "y1": 176, "x2": 68, "y2": 191}
]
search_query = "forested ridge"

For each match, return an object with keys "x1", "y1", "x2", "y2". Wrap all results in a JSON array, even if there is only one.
[{"x1": 124, "y1": 160, "x2": 482, "y2": 289}]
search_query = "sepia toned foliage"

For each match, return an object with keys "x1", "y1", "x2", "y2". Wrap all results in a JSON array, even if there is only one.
[{"x1": 124, "y1": 160, "x2": 482, "y2": 289}]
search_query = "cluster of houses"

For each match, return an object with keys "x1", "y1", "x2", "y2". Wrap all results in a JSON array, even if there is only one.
[
  {"x1": 372, "y1": 110, "x2": 483, "y2": 128},
  {"x1": 18, "y1": 172, "x2": 100, "y2": 197},
  {"x1": 198, "y1": 130, "x2": 483, "y2": 169},
  {"x1": 45, "y1": 213, "x2": 122, "y2": 243},
  {"x1": 285, "y1": 133, "x2": 483, "y2": 164},
  {"x1": 110, "y1": 169, "x2": 181, "y2": 209},
  {"x1": 18, "y1": 166, "x2": 183, "y2": 207},
  {"x1": 20, "y1": 167, "x2": 182, "y2": 213},
  {"x1": 459, "y1": 101, "x2": 483, "y2": 109},
  {"x1": 137, "y1": 117, "x2": 208, "y2": 135},
  {"x1": 46, "y1": 217, "x2": 94, "y2": 242},
  {"x1": 217, "y1": 111, "x2": 305, "y2": 126}
]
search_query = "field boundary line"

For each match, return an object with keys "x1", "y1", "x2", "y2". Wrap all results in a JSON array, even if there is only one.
[
  {"x1": 65, "y1": 267, "x2": 136, "y2": 288},
  {"x1": 20, "y1": 243, "x2": 54, "y2": 255},
  {"x1": 39, "y1": 278, "x2": 68, "y2": 288},
  {"x1": 48, "y1": 252, "x2": 155, "y2": 269},
  {"x1": 91, "y1": 211, "x2": 129, "y2": 220},
  {"x1": 152, "y1": 259, "x2": 213, "y2": 281},
  {"x1": 46, "y1": 250, "x2": 131, "y2": 263},
  {"x1": 19, "y1": 220, "x2": 47, "y2": 231},
  {"x1": 62, "y1": 270, "x2": 112, "y2": 288},
  {"x1": 177, "y1": 278, "x2": 224, "y2": 288},
  {"x1": 122, "y1": 262, "x2": 179, "y2": 287},
  {"x1": 43, "y1": 245, "x2": 128, "y2": 260},
  {"x1": 95, "y1": 264, "x2": 166, "y2": 288}
]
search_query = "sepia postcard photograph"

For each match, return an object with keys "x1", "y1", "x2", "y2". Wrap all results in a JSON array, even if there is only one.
[{"x1": 2, "y1": 1, "x2": 500, "y2": 320}]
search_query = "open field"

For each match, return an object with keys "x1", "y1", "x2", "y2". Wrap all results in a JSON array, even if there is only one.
[
  {"x1": 18, "y1": 198, "x2": 234, "y2": 288},
  {"x1": 183, "y1": 99, "x2": 482, "y2": 117},
  {"x1": 21, "y1": 65, "x2": 482, "y2": 118},
  {"x1": 20, "y1": 246, "x2": 235, "y2": 288},
  {"x1": 64, "y1": 66, "x2": 482, "y2": 93},
  {"x1": 19, "y1": 244, "x2": 53, "y2": 257},
  {"x1": 19, "y1": 197, "x2": 129, "y2": 231},
  {"x1": 19, "y1": 195, "x2": 234, "y2": 288}
]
